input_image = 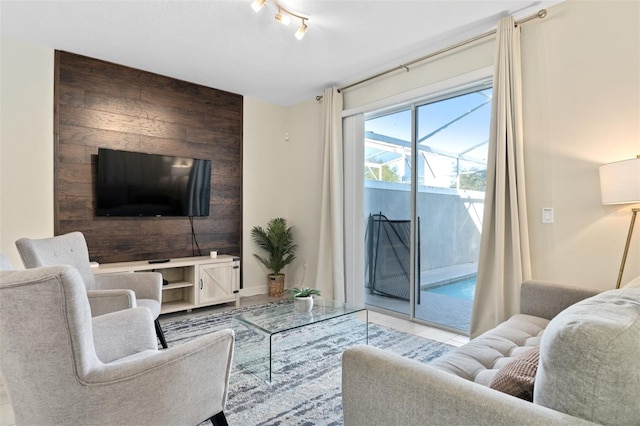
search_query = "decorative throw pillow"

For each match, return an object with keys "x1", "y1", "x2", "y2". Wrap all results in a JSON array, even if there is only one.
[{"x1": 488, "y1": 346, "x2": 540, "y2": 401}]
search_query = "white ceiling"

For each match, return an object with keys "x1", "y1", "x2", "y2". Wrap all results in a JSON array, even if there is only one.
[{"x1": 1, "y1": 0, "x2": 563, "y2": 106}]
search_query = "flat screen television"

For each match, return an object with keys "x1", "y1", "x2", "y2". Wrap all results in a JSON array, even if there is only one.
[{"x1": 96, "y1": 148, "x2": 211, "y2": 217}]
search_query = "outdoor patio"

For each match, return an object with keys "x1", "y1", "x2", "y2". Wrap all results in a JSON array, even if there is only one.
[{"x1": 365, "y1": 262, "x2": 476, "y2": 333}]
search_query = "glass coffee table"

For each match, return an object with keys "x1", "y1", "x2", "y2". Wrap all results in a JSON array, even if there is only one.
[{"x1": 232, "y1": 298, "x2": 368, "y2": 383}]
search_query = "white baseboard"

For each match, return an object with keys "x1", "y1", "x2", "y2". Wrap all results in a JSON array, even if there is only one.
[{"x1": 240, "y1": 286, "x2": 269, "y2": 297}]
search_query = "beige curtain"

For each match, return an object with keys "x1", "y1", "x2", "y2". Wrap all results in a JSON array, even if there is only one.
[
  {"x1": 342, "y1": 113, "x2": 365, "y2": 306},
  {"x1": 470, "y1": 16, "x2": 532, "y2": 338},
  {"x1": 315, "y1": 87, "x2": 345, "y2": 302}
]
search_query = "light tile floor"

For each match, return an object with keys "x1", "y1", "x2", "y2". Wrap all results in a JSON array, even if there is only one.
[{"x1": 0, "y1": 295, "x2": 469, "y2": 426}]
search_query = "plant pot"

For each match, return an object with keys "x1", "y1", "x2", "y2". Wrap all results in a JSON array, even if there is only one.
[
  {"x1": 268, "y1": 274, "x2": 285, "y2": 297},
  {"x1": 294, "y1": 296, "x2": 314, "y2": 313}
]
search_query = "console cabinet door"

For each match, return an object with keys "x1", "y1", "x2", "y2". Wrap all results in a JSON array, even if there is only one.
[{"x1": 198, "y1": 262, "x2": 238, "y2": 305}]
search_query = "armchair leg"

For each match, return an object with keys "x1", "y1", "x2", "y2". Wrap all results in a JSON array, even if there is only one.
[
  {"x1": 210, "y1": 411, "x2": 228, "y2": 426},
  {"x1": 155, "y1": 319, "x2": 168, "y2": 349}
]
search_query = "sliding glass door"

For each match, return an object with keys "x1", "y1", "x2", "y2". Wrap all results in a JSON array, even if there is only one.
[
  {"x1": 364, "y1": 108, "x2": 412, "y2": 315},
  {"x1": 362, "y1": 85, "x2": 491, "y2": 333}
]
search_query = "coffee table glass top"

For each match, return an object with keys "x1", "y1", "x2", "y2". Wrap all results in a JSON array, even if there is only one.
[
  {"x1": 234, "y1": 298, "x2": 365, "y2": 334},
  {"x1": 232, "y1": 298, "x2": 368, "y2": 383}
]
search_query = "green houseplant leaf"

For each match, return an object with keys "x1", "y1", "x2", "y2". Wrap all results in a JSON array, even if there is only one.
[
  {"x1": 251, "y1": 217, "x2": 298, "y2": 275},
  {"x1": 288, "y1": 287, "x2": 321, "y2": 298}
]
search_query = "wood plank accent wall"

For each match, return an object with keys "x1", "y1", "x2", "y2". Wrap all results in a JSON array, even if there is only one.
[{"x1": 54, "y1": 51, "x2": 243, "y2": 264}]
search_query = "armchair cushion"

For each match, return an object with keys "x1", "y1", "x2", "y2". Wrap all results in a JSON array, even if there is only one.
[
  {"x1": 87, "y1": 289, "x2": 136, "y2": 317},
  {"x1": 92, "y1": 307, "x2": 157, "y2": 363},
  {"x1": 95, "y1": 272, "x2": 162, "y2": 302},
  {"x1": 95, "y1": 272, "x2": 162, "y2": 317}
]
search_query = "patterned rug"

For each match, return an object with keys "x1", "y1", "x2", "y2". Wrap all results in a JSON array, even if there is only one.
[{"x1": 161, "y1": 301, "x2": 453, "y2": 426}]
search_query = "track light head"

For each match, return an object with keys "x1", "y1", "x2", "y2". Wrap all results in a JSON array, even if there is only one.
[
  {"x1": 275, "y1": 10, "x2": 290, "y2": 25},
  {"x1": 295, "y1": 21, "x2": 307, "y2": 40},
  {"x1": 251, "y1": 0, "x2": 266, "y2": 13}
]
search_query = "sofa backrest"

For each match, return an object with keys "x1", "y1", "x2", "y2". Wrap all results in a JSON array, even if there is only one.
[{"x1": 534, "y1": 286, "x2": 640, "y2": 425}]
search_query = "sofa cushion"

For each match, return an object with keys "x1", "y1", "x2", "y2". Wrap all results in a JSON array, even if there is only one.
[
  {"x1": 488, "y1": 346, "x2": 539, "y2": 401},
  {"x1": 430, "y1": 314, "x2": 548, "y2": 385},
  {"x1": 534, "y1": 287, "x2": 640, "y2": 425}
]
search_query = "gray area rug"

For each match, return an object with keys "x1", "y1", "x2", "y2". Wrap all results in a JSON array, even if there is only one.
[{"x1": 162, "y1": 301, "x2": 453, "y2": 425}]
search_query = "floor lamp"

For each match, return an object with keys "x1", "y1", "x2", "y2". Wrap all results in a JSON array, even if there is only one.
[{"x1": 599, "y1": 156, "x2": 640, "y2": 289}]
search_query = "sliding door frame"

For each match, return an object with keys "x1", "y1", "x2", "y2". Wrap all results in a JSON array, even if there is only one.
[{"x1": 343, "y1": 67, "x2": 493, "y2": 323}]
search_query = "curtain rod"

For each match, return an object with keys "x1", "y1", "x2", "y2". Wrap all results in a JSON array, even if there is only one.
[{"x1": 337, "y1": 9, "x2": 548, "y2": 93}]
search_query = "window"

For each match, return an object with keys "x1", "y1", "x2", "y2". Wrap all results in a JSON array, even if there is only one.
[{"x1": 362, "y1": 84, "x2": 491, "y2": 333}]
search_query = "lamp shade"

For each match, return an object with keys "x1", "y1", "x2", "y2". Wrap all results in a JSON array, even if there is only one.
[{"x1": 599, "y1": 157, "x2": 640, "y2": 204}]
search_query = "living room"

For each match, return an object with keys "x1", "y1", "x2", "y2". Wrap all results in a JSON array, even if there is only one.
[
  {"x1": 1, "y1": 0, "x2": 639, "y2": 424},
  {"x1": 2, "y1": 0, "x2": 638, "y2": 298}
]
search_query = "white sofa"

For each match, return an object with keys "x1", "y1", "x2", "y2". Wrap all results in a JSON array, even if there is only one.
[{"x1": 342, "y1": 277, "x2": 640, "y2": 425}]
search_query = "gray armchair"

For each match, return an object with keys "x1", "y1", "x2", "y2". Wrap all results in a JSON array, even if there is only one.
[
  {"x1": 0, "y1": 265, "x2": 234, "y2": 426},
  {"x1": 15, "y1": 231, "x2": 168, "y2": 348}
]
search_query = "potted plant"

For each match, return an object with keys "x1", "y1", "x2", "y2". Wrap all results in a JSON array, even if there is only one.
[
  {"x1": 251, "y1": 217, "x2": 297, "y2": 297},
  {"x1": 288, "y1": 287, "x2": 321, "y2": 313}
]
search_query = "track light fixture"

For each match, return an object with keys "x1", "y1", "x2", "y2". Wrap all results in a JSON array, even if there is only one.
[
  {"x1": 251, "y1": 0, "x2": 266, "y2": 13},
  {"x1": 251, "y1": 0, "x2": 309, "y2": 40}
]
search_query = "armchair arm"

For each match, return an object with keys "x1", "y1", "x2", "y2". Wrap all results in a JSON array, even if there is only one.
[
  {"x1": 79, "y1": 329, "x2": 235, "y2": 425},
  {"x1": 520, "y1": 280, "x2": 602, "y2": 320},
  {"x1": 92, "y1": 307, "x2": 157, "y2": 363},
  {"x1": 342, "y1": 345, "x2": 596, "y2": 426},
  {"x1": 95, "y1": 272, "x2": 162, "y2": 303},
  {"x1": 87, "y1": 289, "x2": 136, "y2": 317}
]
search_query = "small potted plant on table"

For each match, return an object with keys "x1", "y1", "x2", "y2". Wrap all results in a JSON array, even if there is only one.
[
  {"x1": 251, "y1": 217, "x2": 297, "y2": 297},
  {"x1": 288, "y1": 287, "x2": 321, "y2": 313}
]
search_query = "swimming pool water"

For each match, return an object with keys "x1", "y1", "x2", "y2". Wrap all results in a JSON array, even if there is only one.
[{"x1": 426, "y1": 276, "x2": 476, "y2": 301}]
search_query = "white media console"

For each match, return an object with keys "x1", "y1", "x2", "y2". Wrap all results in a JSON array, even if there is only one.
[{"x1": 92, "y1": 255, "x2": 241, "y2": 314}]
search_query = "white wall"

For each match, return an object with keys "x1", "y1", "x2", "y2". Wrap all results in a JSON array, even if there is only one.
[
  {"x1": 241, "y1": 97, "x2": 287, "y2": 295},
  {"x1": 281, "y1": 98, "x2": 324, "y2": 291},
  {"x1": 241, "y1": 96, "x2": 324, "y2": 295},
  {"x1": 0, "y1": 37, "x2": 54, "y2": 267},
  {"x1": 343, "y1": 37, "x2": 494, "y2": 112},
  {"x1": 522, "y1": 0, "x2": 640, "y2": 288}
]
